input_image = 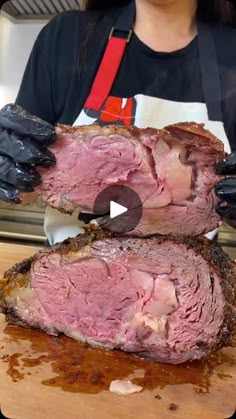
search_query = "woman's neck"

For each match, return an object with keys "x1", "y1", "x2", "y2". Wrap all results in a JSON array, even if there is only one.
[{"x1": 134, "y1": 0, "x2": 198, "y2": 52}]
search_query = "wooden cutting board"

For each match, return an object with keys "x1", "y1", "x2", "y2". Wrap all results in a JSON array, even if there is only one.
[{"x1": 0, "y1": 243, "x2": 236, "y2": 419}]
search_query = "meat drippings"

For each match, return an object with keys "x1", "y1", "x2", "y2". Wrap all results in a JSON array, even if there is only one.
[{"x1": 1, "y1": 324, "x2": 235, "y2": 394}]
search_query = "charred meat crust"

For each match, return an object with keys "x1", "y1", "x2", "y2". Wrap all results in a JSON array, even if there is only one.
[
  {"x1": 1, "y1": 309, "x2": 32, "y2": 330},
  {"x1": 0, "y1": 256, "x2": 34, "y2": 323},
  {"x1": 56, "y1": 122, "x2": 224, "y2": 159},
  {"x1": 1, "y1": 228, "x2": 236, "y2": 353},
  {"x1": 56, "y1": 124, "x2": 159, "y2": 138},
  {"x1": 165, "y1": 122, "x2": 224, "y2": 156}
]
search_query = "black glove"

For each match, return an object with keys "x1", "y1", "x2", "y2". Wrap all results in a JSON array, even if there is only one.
[
  {"x1": 215, "y1": 152, "x2": 236, "y2": 228},
  {"x1": 0, "y1": 104, "x2": 56, "y2": 203}
]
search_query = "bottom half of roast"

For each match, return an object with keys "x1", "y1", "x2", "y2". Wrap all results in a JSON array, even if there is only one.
[{"x1": 0, "y1": 230, "x2": 236, "y2": 364}]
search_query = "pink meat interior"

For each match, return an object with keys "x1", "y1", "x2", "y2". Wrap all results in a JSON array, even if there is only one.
[
  {"x1": 39, "y1": 132, "x2": 204, "y2": 210},
  {"x1": 37, "y1": 130, "x2": 221, "y2": 235},
  {"x1": 14, "y1": 238, "x2": 225, "y2": 364}
]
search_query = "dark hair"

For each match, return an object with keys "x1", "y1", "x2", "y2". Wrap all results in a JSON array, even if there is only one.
[{"x1": 85, "y1": 0, "x2": 236, "y2": 25}]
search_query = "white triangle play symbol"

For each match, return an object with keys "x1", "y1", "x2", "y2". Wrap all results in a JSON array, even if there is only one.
[{"x1": 110, "y1": 201, "x2": 128, "y2": 219}]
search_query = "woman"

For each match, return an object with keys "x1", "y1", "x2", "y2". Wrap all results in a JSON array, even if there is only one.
[{"x1": 0, "y1": 0, "x2": 236, "y2": 244}]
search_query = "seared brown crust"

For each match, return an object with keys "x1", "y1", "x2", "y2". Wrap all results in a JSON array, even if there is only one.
[
  {"x1": 55, "y1": 122, "x2": 225, "y2": 160},
  {"x1": 56, "y1": 123, "x2": 158, "y2": 138},
  {"x1": 166, "y1": 122, "x2": 225, "y2": 157},
  {"x1": 1, "y1": 227, "x2": 235, "y2": 353}
]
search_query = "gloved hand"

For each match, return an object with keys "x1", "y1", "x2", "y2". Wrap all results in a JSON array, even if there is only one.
[
  {"x1": 0, "y1": 104, "x2": 56, "y2": 203},
  {"x1": 215, "y1": 152, "x2": 236, "y2": 228}
]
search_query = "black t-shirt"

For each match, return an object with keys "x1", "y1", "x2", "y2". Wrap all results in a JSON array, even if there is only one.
[{"x1": 16, "y1": 8, "x2": 236, "y2": 149}]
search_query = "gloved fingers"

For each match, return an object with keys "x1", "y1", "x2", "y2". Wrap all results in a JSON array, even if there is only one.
[
  {"x1": 215, "y1": 203, "x2": 236, "y2": 228},
  {"x1": 0, "y1": 180, "x2": 21, "y2": 203},
  {"x1": 0, "y1": 104, "x2": 56, "y2": 144},
  {"x1": 215, "y1": 177, "x2": 236, "y2": 202},
  {"x1": 0, "y1": 129, "x2": 55, "y2": 167},
  {"x1": 215, "y1": 152, "x2": 236, "y2": 175},
  {"x1": 0, "y1": 155, "x2": 41, "y2": 191}
]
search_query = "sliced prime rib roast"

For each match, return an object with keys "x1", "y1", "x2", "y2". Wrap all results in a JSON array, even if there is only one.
[
  {"x1": 36, "y1": 122, "x2": 224, "y2": 236},
  {"x1": 1, "y1": 228, "x2": 236, "y2": 364}
]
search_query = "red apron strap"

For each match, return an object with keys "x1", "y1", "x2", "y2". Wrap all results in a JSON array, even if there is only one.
[{"x1": 84, "y1": 29, "x2": 132, "y2": 111}]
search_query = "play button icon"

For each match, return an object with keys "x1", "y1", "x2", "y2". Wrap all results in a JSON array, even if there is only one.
[
  {"x1": 110, "y1": 201, "x2": 128, "y2": 219},
  {"x1": 93, "y1": 185, "x2": 143, "y2": 234}
]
